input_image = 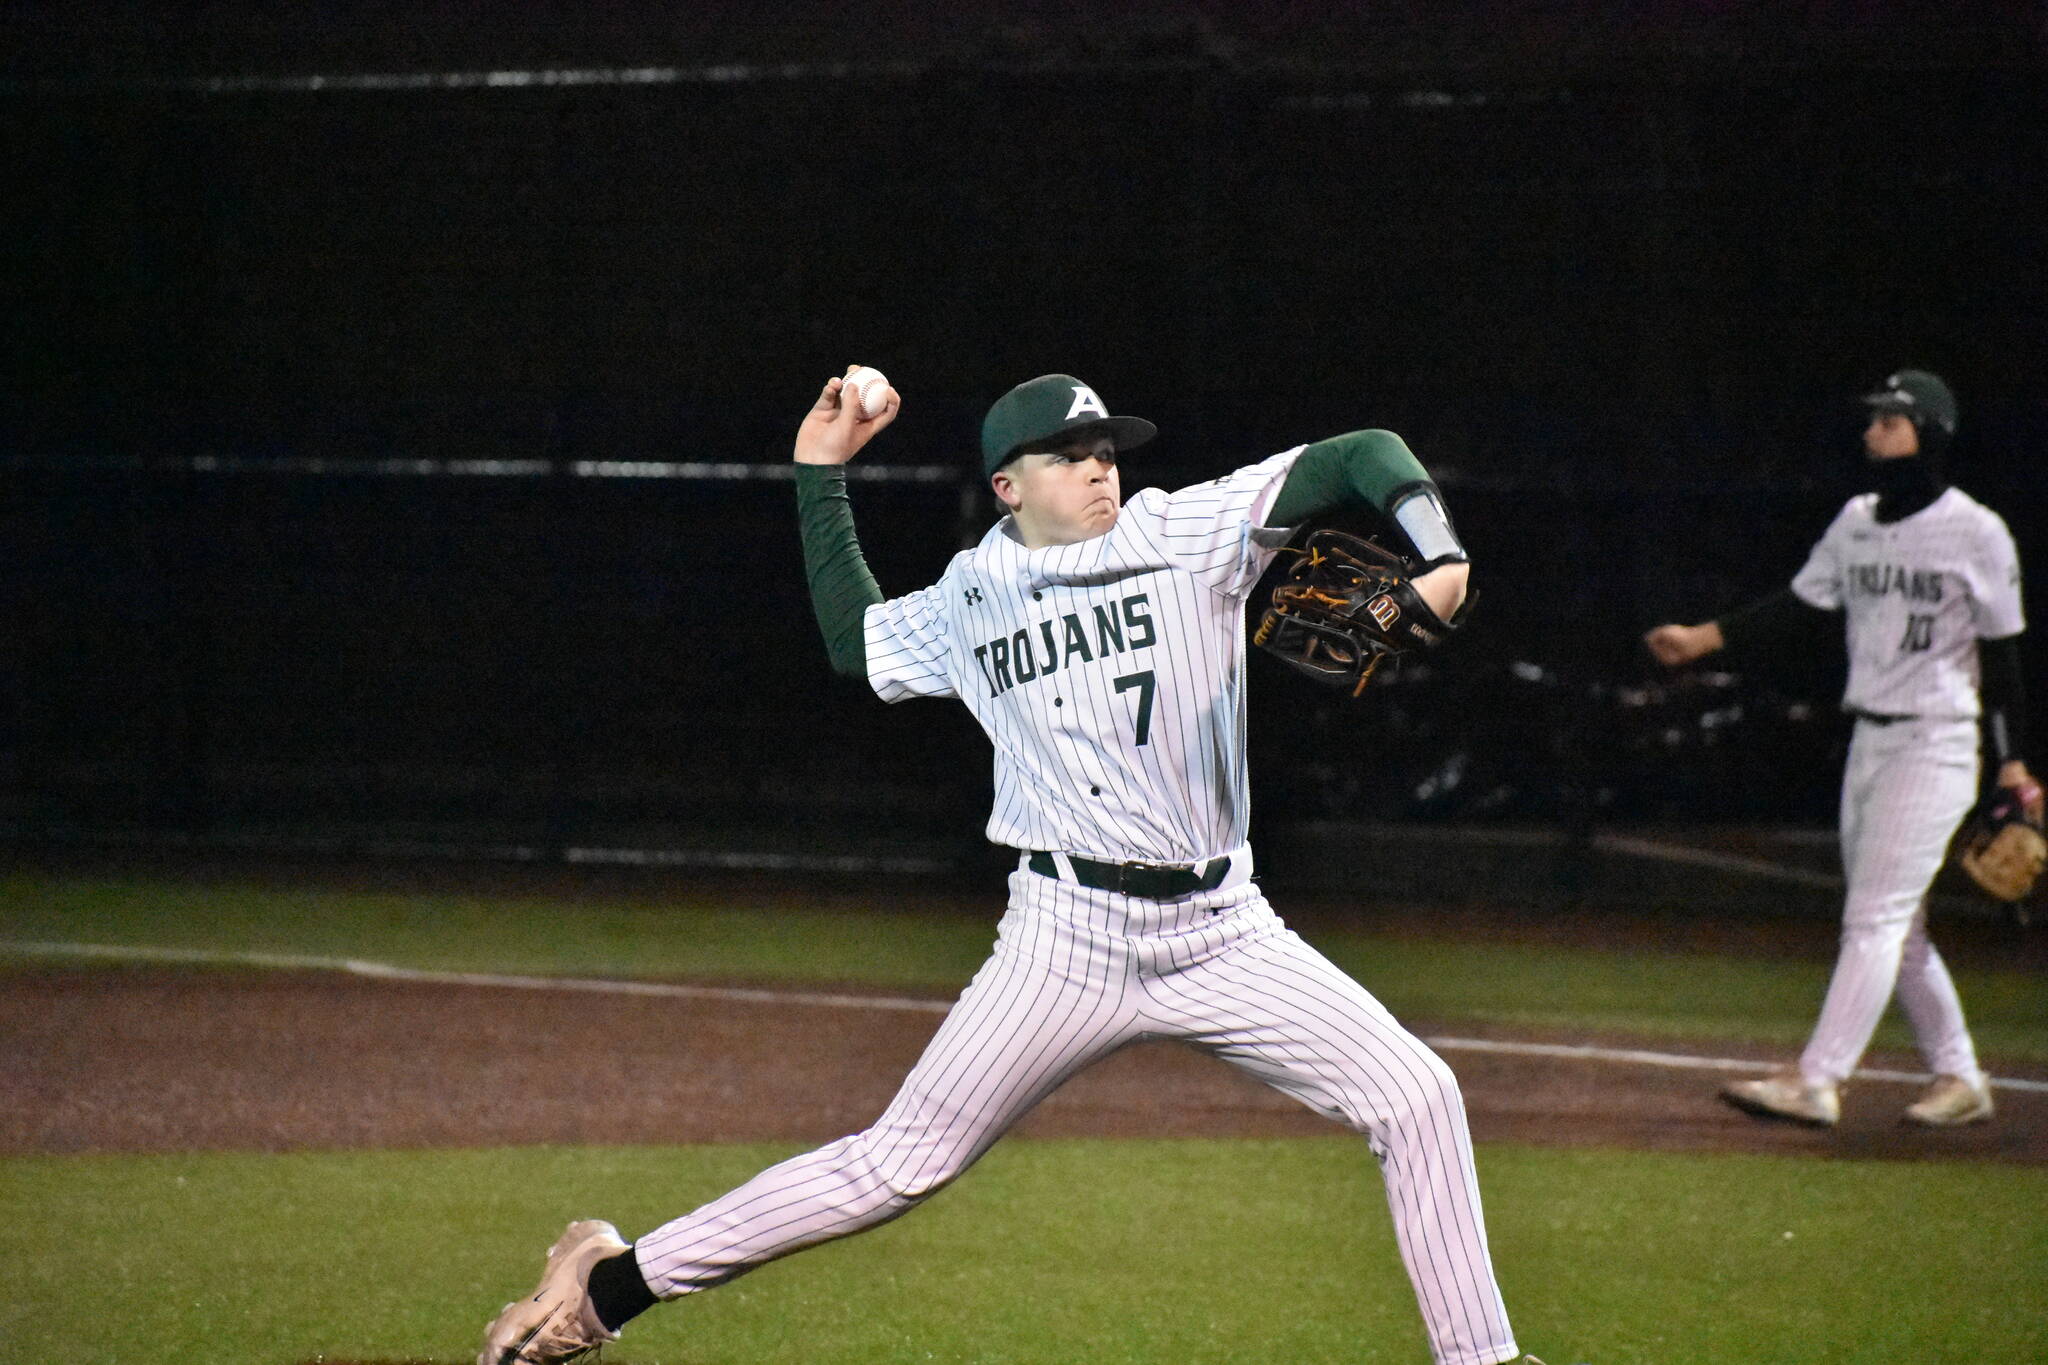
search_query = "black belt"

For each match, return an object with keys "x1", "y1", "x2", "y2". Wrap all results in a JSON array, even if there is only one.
[
  {"x1": 1848, "y1": 709, "x2": 1917, "y2": 726},
  {"x1": 1027, "y1": 851, "x2": 1231, "y2": 899}
]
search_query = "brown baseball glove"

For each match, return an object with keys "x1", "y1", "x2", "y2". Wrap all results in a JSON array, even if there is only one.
[
  {"x1": 1252, "y1": 529, "x2": 1471, "y2": 696},
  {"x1": 1955, "y1": 781, "x2": 2047, "y2": 905}
]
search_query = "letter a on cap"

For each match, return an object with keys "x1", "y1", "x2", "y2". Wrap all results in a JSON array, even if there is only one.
[{"x1": 1066, "y1": 386, "x2": 1110, "y2": 421}]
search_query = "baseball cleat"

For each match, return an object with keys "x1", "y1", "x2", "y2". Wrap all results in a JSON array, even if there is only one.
[
  {"x1": 1903, "y1": 1073, "x2": 1994, "y2": 1127},
  {"x1": 1720, "y1": 1069, "x2": 1840, "y2": 1127},
  {"x1": 478, "y1": 1218, "x2": 629, "y2": 1365}
]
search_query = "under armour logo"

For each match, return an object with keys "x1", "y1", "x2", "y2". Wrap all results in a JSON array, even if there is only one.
[
  {"x1": 965, "y1": 587, "x2": 984, "y2": 604},
  {"x1": 1066, "y1": 386, "x2": 1109, "y2": 421}
]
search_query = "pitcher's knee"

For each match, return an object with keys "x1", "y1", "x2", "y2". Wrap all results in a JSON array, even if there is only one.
[
  {"x1": 874, "y1": 1157, "x2": 960, "y2": 1208},
  {"x1": 1375, "y1": 1046, "x2": 1465, "y2": 1135},
  {"x1": 838, "y1": 1125, "x2": 971, "y2": 1213},
  {"x1": 1328, "y1": 1040, "x2": 1466, "y2": 1138},
  {"x1": 1415, "y1": 1049, "x2": 1466, "y2": 1115}
]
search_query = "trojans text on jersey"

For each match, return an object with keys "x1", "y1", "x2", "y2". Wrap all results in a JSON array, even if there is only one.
[
  {"x1": 1846, "y1": 562, "x2": 1945, "y2": 604},
  {"x1": 972, "y1": 591, "x2": 1156, "y2": 699}
]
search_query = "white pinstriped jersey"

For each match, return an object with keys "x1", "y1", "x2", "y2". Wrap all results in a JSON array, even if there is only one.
[
  {"x1": 864, "y1": 448, "x2": 1304, "y2": 863},
  {"x1": 1791, "y1": 487, "x2": 2025, "y2": 719}
]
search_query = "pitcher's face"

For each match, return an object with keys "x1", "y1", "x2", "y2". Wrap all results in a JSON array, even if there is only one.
[{"x1": 994, "y1": 436, "x2": 1122, "y2": 547}]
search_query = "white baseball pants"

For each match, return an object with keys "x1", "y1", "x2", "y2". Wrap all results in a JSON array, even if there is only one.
[
  {"x1": 1800, "y1": 716, "x2": 1985, "y2": 1088},
  {"x1": 634, "y1": 857, "x2": 1519, "y2": 1365}
]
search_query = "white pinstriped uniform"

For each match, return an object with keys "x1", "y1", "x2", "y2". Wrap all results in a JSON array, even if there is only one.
[
  {"x1": 634, "y1": 450, "x2": 1520, "y2": 1365},
  {"x1": 1788, "y1": 488, "x2": 2025, "y2": 1087}
]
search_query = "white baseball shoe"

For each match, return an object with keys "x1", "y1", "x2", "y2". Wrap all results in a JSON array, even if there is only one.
[
  {"x1": 1903, "y1": 1074, "x2": 1994, "y2": 1127},
  {"x1": 1720, "y1": 1069, "x2": 1840, "y2": 1127},
  {"x1": 478, "y1": 1219, "x2": 629, "y2": 1365}
]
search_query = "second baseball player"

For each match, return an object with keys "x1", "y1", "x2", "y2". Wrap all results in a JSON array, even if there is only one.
[{"x1": 1646, "y1": 368, "x2": 2034, "y2": 1129}]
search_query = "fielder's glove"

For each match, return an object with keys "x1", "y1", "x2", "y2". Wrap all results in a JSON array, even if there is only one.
[
  {"x1": 1252, "y1": 528, "x2": 1471, "y2": 696},
  {"x1": 1954, "y1": 780, "x2": 2046, "y2": 907}
]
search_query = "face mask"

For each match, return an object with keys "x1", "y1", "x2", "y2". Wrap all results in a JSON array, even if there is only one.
[{"x1": 1865, "y1": 445, "x2": 1946, "y2": 523}]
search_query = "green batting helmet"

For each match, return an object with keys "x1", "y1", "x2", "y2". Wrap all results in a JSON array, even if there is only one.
[
  {"x1": 1862, "y1": 368, "x2": 1958, "y2": 437},
  {"x1": 980, "y1": 374, "x2": 1156, "y2": 478}
]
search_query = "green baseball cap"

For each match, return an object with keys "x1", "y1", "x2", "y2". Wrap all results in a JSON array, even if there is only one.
[
  {"x1": 1862, "y1": 368, "x2": 1958, "y2": 436},
  {"x1": 979, "y1": 374, "x2": 1156, "y2": 478}
]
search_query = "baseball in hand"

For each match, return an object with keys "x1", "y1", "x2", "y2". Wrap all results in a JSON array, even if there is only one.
[{"x1": 844, "y1": 366, "x2": 891, "y2": 419}]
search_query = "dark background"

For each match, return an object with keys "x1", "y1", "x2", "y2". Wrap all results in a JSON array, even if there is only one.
[{"x1": 5, "y1": 2, "x2": 2045, "y2": 885}]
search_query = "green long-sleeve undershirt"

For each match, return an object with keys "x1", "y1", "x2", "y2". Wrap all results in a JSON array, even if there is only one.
[
  {"x1": 794, "y1": 428, "x2": 1446, "y2": 679},
  {"x1": 1266, "y1": 428, "x2": 1434, "y2": 527},
  {"x1": 794, "y1": 464, "x2": 884, "y2": 678}
]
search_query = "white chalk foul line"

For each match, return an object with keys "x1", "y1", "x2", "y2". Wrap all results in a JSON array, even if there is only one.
[
  {"x1": 1588, "y1": 833, "x2": 1847, "y2": 891},
  {"x1": 8, "y1": 938, "x2": 2047, "y2": 1095},
  {"x1": 0, "y1": 939, "x2": 955, "y2": 1015},
  {"x1": 1422, "y1": 1036, "x2": 2048, "y2": 1092}
]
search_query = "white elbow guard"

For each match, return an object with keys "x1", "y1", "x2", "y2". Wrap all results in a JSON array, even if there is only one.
[{"x1": 1388, "y1": 481, "x2": 1467, "y2": 566}]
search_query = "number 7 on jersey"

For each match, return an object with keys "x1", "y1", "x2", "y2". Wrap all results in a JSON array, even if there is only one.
[{"x1": 1114, "y1": 670, "x2": 1156, "y2": 746}]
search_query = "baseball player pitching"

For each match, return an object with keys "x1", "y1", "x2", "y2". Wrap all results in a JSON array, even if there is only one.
[
  {"x1": 1644, "y1": 369, "x2": 2035, "y2": 1128},
  {"x1": 477, "y1": 370, "x2": 1536, "y2": 1365}
]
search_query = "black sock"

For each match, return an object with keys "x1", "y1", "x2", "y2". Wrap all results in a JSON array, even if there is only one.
[{"x1": 586, "y1": 1247, "x2": 658, "y2": 1332}]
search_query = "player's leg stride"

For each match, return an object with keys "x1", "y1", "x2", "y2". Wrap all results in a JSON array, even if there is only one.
[{"x1": 476, "y1": 1220, "x2": 630, "y2": 1365}]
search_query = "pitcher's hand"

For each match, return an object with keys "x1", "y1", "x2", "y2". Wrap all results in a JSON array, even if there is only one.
[{"x1": 794, "y1": 366, "x2": 900, "y2": 466}]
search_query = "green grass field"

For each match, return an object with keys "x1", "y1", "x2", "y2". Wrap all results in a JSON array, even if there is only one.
[
  {"x1": 5, "y1": 871, "x2": 2048, "y2": 1364},
  {"x1": 5, "y1": 1141, "x2": 2045, "y2": 1364}
]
